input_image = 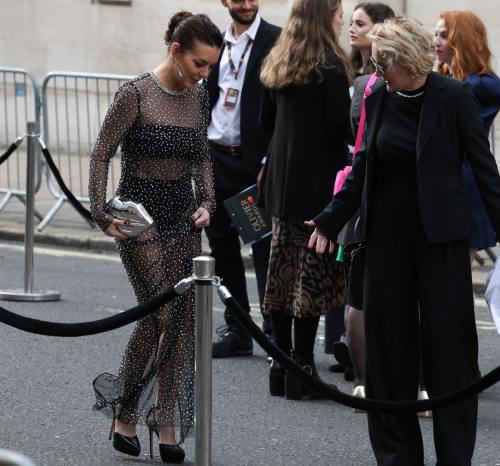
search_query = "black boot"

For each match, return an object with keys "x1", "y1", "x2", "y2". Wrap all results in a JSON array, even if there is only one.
[
  {"x1": 269, "y1": 360, "x2": 287, "y2": 396},
  {"x1": 285, "y1": 354, "x2": 337, "y2": 400}
]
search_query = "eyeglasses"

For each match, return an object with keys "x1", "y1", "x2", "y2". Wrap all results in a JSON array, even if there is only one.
[{"x1": 370, "y1": 56, "x2": 389, "y2": 75}]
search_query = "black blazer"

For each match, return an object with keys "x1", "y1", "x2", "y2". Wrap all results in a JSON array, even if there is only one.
[
  {"x1": 259, "y1": 52, "x2": 351, "y2": 219},
  {"x1": 314, "y1": 72, "x2": 500, "y2": 244},
  {"x1": 206, "y1": 19, "x2": 281, "y2": 179}
]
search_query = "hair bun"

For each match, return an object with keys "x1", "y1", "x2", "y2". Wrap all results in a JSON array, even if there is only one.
[{"x1": 165, "y1": 11, "x2": 193, "y2": 44}]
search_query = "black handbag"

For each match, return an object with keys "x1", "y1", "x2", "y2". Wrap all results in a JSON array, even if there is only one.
[{"x1": 342, "y1": 242, "x2": 366, "y2": 310}]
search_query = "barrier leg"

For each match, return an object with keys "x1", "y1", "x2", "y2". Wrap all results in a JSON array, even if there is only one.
[
  {"x1": 0, "y1": 122, "x2": 61, "y2": 302},
  {"x1": 37, "y1": 196, "x2": 96, "y2": 232},
  {"x1": 14, "y1": 193, "x2": 44, "y2": 221},
  {"x1": 0, "y1": 191, "x2": 14, "y2": 213},
  {"x1": 485, "y1": 247, "x2": 497, "y2": 262},
  {"x1": 193, "y1": 256, "x2": 214, "y2": 466},
  {"x1": 36, "y1": 197, "x2": 65, "y2": 232}
]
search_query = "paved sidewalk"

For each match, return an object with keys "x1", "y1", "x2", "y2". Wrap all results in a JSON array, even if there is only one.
[{"x1": 0, "y1": 162, "x2": 497, "y2": 293}]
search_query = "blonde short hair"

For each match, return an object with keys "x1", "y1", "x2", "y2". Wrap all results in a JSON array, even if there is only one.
[{"x1": 367, "y1": 15, "x2": 436, "y2": 76}]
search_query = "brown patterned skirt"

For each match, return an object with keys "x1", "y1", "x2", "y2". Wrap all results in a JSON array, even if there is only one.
[{"x1": 263, "y1": 216, "x2": 345, "y2": 318}]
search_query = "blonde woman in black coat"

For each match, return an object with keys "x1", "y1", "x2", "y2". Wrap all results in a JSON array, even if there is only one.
[{"x1": 308, "y1": 16, "x2": 500, "y2": 465}]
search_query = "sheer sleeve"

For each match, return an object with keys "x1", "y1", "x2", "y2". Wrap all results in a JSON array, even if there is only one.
[
  {"x1": 89, "y1": 83, "x2": 140, "y2": 231},
  {"x1": 192, "y1": 88, "x2": 215, "y2": 215}
]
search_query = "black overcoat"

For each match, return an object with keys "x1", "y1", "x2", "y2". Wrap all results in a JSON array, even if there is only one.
[{"x1": 258, "y1": 52, "x2": 352, "y2": 219}]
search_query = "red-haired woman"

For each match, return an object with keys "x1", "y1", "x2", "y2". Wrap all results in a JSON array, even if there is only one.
[{"x1": 435, "y1": 11, "x2": 500, "y2": 267}]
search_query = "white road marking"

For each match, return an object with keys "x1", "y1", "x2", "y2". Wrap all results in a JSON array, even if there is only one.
[
  {"x1": 0, "y1": 242, "x2": 121, "y2": 262},
  {"x1": 0, "y1": 243, "x2": 260, "y2": 279}
]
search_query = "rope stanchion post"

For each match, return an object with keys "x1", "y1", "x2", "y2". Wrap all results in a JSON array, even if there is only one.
[
  {"x1": 193, "y1": 256, "x2": 214, "y2": 466},
  {"x1": 0, "y1": 122, "x2": 60, "y2": 302}
]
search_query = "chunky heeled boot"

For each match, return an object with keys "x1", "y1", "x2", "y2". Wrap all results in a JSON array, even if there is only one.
[
  {"x1": 285, "y1": 354, "x2": 337, "y2": 400},
  {"x1": 269, "y1": 360, "x2": 286, "y2": 396}
]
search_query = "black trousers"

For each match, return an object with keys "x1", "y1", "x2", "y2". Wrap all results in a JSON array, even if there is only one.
[
  {"x1": 205, "y1": 147, "x2": 272, "y2": 334},
  {"x1": 364, "y1": 185, "x2": 478, "y2": 466}
]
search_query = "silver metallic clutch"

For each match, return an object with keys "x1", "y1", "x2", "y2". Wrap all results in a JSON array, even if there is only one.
[{"x1": 109, "y1": 196, "x2": 154, "y2": 237}]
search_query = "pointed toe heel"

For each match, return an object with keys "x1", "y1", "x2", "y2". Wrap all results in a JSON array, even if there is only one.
[
  {"x1": 417, "y1": 390, "x2": 433, "y2": 418},
  {"x1": 352, "y1": 385, "x2": 367, "y2": 413},
  {"x1": 147, "y1": 406, "x2": 185, "y2": 463},
  {"x1": 159, "y1": 443, "x2": 186, "y2": 463},
  {"x1": 109, "y1": 417, "x2": 140, "y2": 457}
]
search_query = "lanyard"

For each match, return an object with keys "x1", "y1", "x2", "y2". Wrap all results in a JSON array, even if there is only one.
[{"x1": 227, "y1": 37, "x2": 253, "y2": 81}]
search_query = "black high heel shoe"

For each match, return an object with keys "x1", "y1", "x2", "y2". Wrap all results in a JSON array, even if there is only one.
[
  {"x1": 285, "y1": 354, "x2": 337, "y2": 400},
  {"x1": 109, "y1": 416, "x2": 141, "y2": 457},
  {"x1": 147, "y1": 407, "x2": 186, "y2": 463},
  {"x1": 269, "y1": 360, "x2": 286, "y2": 396}
]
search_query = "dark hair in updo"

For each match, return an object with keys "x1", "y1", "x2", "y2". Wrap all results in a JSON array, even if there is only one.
[
  {"x1": 164, "y1": 11, "x2": 223, "y2": 52},
  {"x1": 349, "y1": 2, "x2": 395, "y2": 75}
]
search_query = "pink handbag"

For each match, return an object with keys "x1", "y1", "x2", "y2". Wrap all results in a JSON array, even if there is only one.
[{"x1": 333, "y1": 73, "x2": 378, "y2": 195}]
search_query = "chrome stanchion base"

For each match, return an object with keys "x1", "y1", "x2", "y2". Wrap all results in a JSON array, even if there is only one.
[{"x1": 0, "y1": 289, "x2": 61, "y2": 302}]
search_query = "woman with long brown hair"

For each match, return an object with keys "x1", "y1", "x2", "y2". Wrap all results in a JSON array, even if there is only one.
[
  {"x1": 259, "y1": 0, "x2": 351, "y2": 400},
  {"x1": 435, "y1": 10, "x2": 500, "y2": 268}
]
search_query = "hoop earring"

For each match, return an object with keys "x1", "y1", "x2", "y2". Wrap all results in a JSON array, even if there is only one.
[{"x1": 174, "y1": 58, "x2": 183, "y2": 78}]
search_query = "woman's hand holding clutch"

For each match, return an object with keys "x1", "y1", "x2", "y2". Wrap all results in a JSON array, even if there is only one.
[
  {"x1": 305, "y1": 220, "x2": 335, "y2": 254},
  {"x1": 104, "y1": 217, "x2": 131, "y2": 240},
  {"x1": 191, "y1": 207, "x2": 210, "y2": 228}
]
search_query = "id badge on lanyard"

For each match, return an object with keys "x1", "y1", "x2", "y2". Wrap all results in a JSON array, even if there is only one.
[
  {"x1": 223, "y1": 37, "x2": 253, "y2": 110},
  {"x1": 223, "y1": 88, "x2": 239, "y2": 108}
]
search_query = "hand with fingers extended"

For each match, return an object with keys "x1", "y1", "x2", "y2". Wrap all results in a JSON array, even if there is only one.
[
  {"x1": 104, "y1": 217, "x2": 131, "y2": 240},
  {"x1": 305, "y1": 220, "x2": 336, "y2": 254},
  {"x1": 191, "y1": 207, "x2": 210, "y2": 228}
]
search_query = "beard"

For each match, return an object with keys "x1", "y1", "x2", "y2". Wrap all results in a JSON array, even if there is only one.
[{"x1": 228, "y1": 6, "x2": 258, "y2": 25}]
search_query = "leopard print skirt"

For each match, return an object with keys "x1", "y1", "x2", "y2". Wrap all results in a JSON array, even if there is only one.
[{"x1": 263, "y1": 216, "x2": 345, "y2": 318}]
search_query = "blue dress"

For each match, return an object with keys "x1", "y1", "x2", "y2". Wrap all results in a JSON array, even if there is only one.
[{"x1": 463, "y1": 72, "x2": 500, "y2": 249}]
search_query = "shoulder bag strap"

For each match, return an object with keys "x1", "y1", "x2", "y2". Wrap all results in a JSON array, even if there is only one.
[{"x1": 352, "y1": 73, "x2": 378, "y2": 160}]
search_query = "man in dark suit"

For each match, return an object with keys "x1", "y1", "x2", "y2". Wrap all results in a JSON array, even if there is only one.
[{"x1": 205, "y1": 0, "x2": 281, "y2": 357}]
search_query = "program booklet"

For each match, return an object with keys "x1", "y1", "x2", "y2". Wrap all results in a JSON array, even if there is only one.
[{"x1": 223, "y1": 184, "x2": 272, "y2": 244}]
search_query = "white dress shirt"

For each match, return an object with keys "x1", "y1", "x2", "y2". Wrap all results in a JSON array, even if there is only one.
[{"x1": 207, "y1": 15, "x2": 261, "y2": 146}]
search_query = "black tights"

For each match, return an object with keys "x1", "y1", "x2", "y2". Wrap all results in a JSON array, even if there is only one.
[{"x1": 270, "y1": 312, "x2": 320, "y2": 358}]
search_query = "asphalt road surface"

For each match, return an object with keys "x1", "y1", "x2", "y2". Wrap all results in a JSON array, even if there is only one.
[{"x1": 0, "y1": 241, "x2": 499, "y2": 466}]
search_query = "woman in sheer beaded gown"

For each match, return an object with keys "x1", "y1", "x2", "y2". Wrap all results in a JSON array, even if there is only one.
[{"x1": 88, "y1": 12, "x2": 222, "y2": 463}]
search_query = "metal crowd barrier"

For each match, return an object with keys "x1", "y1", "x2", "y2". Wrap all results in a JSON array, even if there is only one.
[
  {"x1": 0, "y1": 122, "x2": 60, "y2": 302},
  {"x1": 39, "y1": 71, "x2": 134, "y2": 231},
  {"x1": 0, "y1": 67, "x2": 43, "y2": 220}
]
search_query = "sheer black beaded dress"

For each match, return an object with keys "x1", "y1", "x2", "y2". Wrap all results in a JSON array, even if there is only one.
[{"x1": 89, "y1": 71, "x2": 214, "y2": 443}]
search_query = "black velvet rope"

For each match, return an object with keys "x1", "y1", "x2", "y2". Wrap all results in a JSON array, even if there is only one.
[
  {"x1": 39, "y1": 144, "x2": 94, "y2": 223},
  {"x1": 0, "y1": 286, "x2": 179, "y2": 337},
  {"x1": 0, "y1": 143, "x2": 20, "y2": 166},
  {"x1": 223, "y1": 294, "x2": 500, "y2": 414}
]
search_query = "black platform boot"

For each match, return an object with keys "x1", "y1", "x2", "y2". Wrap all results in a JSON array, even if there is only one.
[
  {"x1": 285, "y1": 354, "x2": 337, "y2": 400},
  {"x1": 269, "y1": 360, "x2": 287, "y2": 396}
]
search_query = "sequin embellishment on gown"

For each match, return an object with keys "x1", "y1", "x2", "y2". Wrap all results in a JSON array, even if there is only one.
[{"x1": 89, "y1": 72, "x2": 214, "y2": 443}]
